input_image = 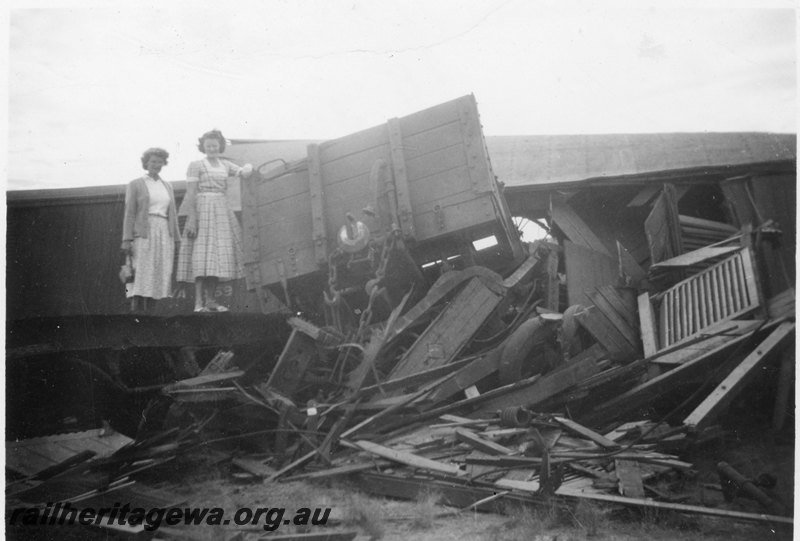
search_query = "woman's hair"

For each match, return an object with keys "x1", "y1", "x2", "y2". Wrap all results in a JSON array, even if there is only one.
[
  {"x1": 140, "y1": 147, "x2": 170, "y2": 169},
  {"x1": 197, "y1": 129, "x2": 226, "y2": 153}
]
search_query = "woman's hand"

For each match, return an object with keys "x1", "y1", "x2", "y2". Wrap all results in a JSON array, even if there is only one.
[
  {"x1": 240, "y1": 163, "x2": 253, "y2": 178},
  {"x1": 121, "y1": 240, "x2": 133, "y2": 254},
  {"x1": 184, "y1": 223, "x2": 197, "y2": 239}
]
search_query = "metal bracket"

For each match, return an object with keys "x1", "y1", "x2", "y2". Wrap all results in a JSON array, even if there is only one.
[
  {"x1": 387, "y1": 118, "x2": 415, "y2": 239},
  {"x1": 307, "y1": 143, "x2": 328, "y2": 266}
]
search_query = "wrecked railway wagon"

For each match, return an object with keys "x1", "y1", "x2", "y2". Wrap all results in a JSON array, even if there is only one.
[
  {"x1": 232, "y1": 94, "x2": 525, "y2": 324},
  {"x1": 6, "y1": 95, "x2": 797, "y2": 535}
]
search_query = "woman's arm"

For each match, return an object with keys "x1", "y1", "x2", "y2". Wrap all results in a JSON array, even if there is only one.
[
  {"x1": 225, "y1": 160, "x2": 253, "y2": 179},
  {"x1": 121, "y1": 180, "x2": 137, "y2": 252},
  {"x1": 182, "y1": 180, "x2": 199, "y2": 238}
]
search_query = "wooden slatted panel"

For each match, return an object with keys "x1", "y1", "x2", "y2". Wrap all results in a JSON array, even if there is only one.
[{"x1": 658, "y1": 248, "x2": 761, "y2": 350}]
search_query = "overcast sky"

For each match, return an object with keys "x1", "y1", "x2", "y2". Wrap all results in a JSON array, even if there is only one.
[{"x1": 5, "y1": 0, "x2": 798, "y2": 191}]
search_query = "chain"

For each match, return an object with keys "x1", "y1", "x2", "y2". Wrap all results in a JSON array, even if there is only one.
[
  {"x1": 323, "y1": 249, "x2": 344, "y2": 331},
  {"x1": 355, "y1": 232, "x2": 398, "y2": 341}
]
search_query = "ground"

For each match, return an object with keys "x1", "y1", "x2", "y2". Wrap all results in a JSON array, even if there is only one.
[{"x1": 141, "y1": 426, "x2": 793, "y2": 541}]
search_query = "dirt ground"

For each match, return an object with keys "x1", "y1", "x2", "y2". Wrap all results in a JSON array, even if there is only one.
[
  {"x1": 146, "y1": 421, "x2": 794, "y2": 541},
  {"x1": 156, "y1": 473, "x2": 792, "y2": 541}
]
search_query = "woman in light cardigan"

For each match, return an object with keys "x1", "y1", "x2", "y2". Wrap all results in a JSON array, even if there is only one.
[{"x1": 121, "y1": 147, "x2": 180, "y2": 313}]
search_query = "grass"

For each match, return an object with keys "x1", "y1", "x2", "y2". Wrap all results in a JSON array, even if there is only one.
[
  {"x1": 342, "y1": 491, "x2": 386, "y2": 540},
  {"x1": 409, "y1": 489, "x2": 443, "y2": 530},
  {"x1": 569, "y1": 499, "x2": 609, "y2": 537}
]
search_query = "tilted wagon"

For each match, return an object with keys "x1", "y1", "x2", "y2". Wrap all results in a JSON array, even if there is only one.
[{"x1": 235, "y1": 95, "x2": 524, "y2": 328}]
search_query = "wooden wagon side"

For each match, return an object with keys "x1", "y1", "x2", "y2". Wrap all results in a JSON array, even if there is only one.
[{"x1": 240, "y1": 94, "x2": 523, "y2": 298}]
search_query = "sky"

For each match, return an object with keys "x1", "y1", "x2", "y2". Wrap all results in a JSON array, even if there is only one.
[{"x1": 5, "y1": 0, "x2": 798, "y2": 191}]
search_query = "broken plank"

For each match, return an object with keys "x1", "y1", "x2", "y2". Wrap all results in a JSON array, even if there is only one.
[
  {"x1": 595, "y1": 285, "x2": 638, "y2": 329},
  {"x1": 678, "y1": 215, "x2": 739, "y2": 234},
  {"x1": 502, "y1": 248, "x2": 543, "y2": 289},
  {"x1": 346, "y1": 290, "x2": 414, "y2": 394},
  {"x1": 589, "y1": 289, "x2": 640, "y2": 349},
  {"x1": 164, "y1": 370, "x2": 245, "y2": 391},
  {"x1": 455, "y1": 428, "x2": 515, "y2": 456},
  {"x1": 358, "y1": 356, "x2": 473, "y2": 396},
  {"x1": 353, "y1": 440, "x2": 464, "y2": 476},
  {"x1": 288, "y1": 316, "x2": 343, "y2": 345},
  {"x1": 425, "y1": 349, "x2": 502, "y2": 403},
  {"x1": 552, "y1": 202, "x2": 611, "y2": 256},
  {"x1": 284, "y1": 460, "x2": 392, "y2": 482},
  {"x1": 615, "y1": 459, "x2": 645, "y2": 498},
  {"x1": 265, "y1": 532, "x2": 358, "y2": 541},
  {"x1": 683, "y1": 322, "x2": 795, "y2": 430},
  {"x1": 575, "y1": 306, "x2": 638, "y2": 361},
  {"x1": 650, "y1": 320, "x2": 763, "y2": 366},
  {"x1": 473, "y1": 355, "x2": 600, "y2": 415},
  {"x1": 617, "y1": 241, "x2": 648, "y2": 286},
  {"x1": 387, "y1": 267, "x2": 505, "y2": 342},
  {"x1": 651, "y1": 245, "x2": 740, "y2": 269},
  {"x1": 266, "y1": 329, "x2": 316, "y2": 395},
  {"x1": 552, "y1": 417, "x2": 620, "y2": 449},
  {"x1": 555, "y1": 486, "x2": 792, "y2": 526},
  {"x1": 637, "y1": 293, "x2": 659, "y2": 357},
  {"x1": 379, "y1": 375, "x2": 543, "y2": 435},
  {"x1": 626, "y1": 184, "x2": 662, "y2": 207},
  {"x1": 357, "y1": 472, "x2": 551, "y2": 515},
  {"x1": 231, "y1": 457, "x2": 276, "y2": 478},
  {"x1": 772, "y1": 348, "x2": 794, "y2": 431},
  {"x1": 544, "y1": 247, "x2": 560, "y2": 311},
  {"x1": 388, "y1": 277, "x2": 503, "y2": 380},
  {"x1": 582, "y1": 322, "x2": 777, "y2": 426},
  {"x1": 564, "y1": 241, "x2": 619, "y2": 307}
]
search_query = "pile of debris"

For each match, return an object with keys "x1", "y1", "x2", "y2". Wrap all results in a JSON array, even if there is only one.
[
  {"x1": 7, "y1": 196, "x2": 795, "y2": 538},
  {"x1": 165, "y1": 214, "x2": 792, "y2": 526}
]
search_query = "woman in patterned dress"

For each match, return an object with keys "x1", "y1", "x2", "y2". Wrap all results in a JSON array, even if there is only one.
[
  {"x1": 121, "y1": 147, "x2": 180, "y2": 313},
  {"x1": 177, "y1": 129, "x2": 253, "y2": 312}
]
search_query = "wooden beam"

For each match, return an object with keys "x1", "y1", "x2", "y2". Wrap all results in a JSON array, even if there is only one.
[
  {"x1": 615, "y1": 459, "x2": 645, "y2": 498},
  {"x1": 581, "y1": 322, "x2": 774, "y2": 427},
  {"x1": 473, "y1": 355, "x2": 599, "y2": 415},
  {"x1": 388, "y1": 277, "x2": 502, "y2": 380},
  {"x1": 564, "y1": 241, "x2": 619, "y2": 307},
  {"x1": 306, "y1": 143, "x2": 327, "y2": 265},
  {"x1": 454, "y1": 428, "x2": 515, "y2": 456},
  {"x1": 266, "y1": 329, "x2": 316, "y2": 396},
  {"x1": 551, "y1": 203, "x2": 611, "y2": 256},
  {"x1": 637, "y1": 293, "x2": 658, "y2": 357},
  {"x1": 357, "y1": 472, "x2": 792, "y2": 526},
  {"x1": 651, "y1": 246, "x2": 740, "y2": 269},
  {"x1": 772, "y1": 348, "x2": 795, "y2": 432},
  {"x1": 552, "y1": 417, "x2": 620, "y2": 449},
  {"x1": 683, "y1": 322, "x2": 795, "y2": 430},
  {"x1": 164, "y1": 370, "x2": 245, "y2": 391},
  {"x1": 387, "y1": 117, "x2": 415, "y2": 238},
  {"x1": 589, "y1": 290, "x2": 640, "y2": 350},
  {"x1": 502, "y1": 248, "x2": 543, "y2": 289},
  {"x1": 354, "y1": 440, "x2": 464, "y2": 476},
  {"x1": 545, "y1": 248, "x2": 560, "y2": 311},
  {"x1": 576, "y1": 306, "x2": 637, "y2": 361},
  {"x1": 265, "y1": 532, "x2": 358, "y2": 541},
  {"x1": 555, "y1": 486, "x2": 792, "y2": 526},
  {"x1": 358, "y1": 356, "x2": 473, "y2": 396},
  {"x1": 650, "y1": 320, "x2": 763, "y2": 367},
  {"x1": 425, "y1": 349, "x2": 501, "y2": 403}
]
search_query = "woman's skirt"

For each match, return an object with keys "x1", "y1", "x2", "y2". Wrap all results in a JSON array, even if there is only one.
[
  {"x1": 129, "y1": 215, "x2": 175, "y2": 299},
  {"x1": 177, "y1": 193, "x2": 245, "y2": 282}
]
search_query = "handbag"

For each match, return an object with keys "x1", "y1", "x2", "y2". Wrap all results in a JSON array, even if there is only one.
[{"x1": 119, "y1": 254, "x2": 134, "y2": 284}]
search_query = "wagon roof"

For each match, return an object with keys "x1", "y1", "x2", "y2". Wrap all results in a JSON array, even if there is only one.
[{"x1": 7, "y1": 132, "x2": 795, "y2": 202}]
